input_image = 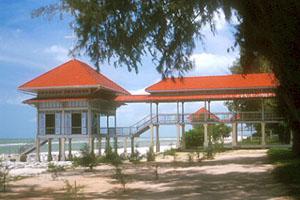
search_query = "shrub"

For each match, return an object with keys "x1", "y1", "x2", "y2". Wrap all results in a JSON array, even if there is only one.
[
  {"x1": 73, "y1": 144, "x2": 97, "y2": 170},
  {"x1": 0, "y1": 160, "x2": 9, "y2": 192},
  {"x1": 129, "y1": 149, "x2": 142, "y2": 163},
  {"x1": 113, "y1": 166, "x2": 127, "y2": 192},
  {"x1": 146, "y1": 146, "x2": 155, "y2": 162},
  {"x1": 63, "y1": 180, "x2": 84, "y2": 199},
  {"x1": 19, "y1": 154, "x2": 27, "y2": 162},
  {"x1": 47, "y1": 163, "x2": 65, "y2": 180}
]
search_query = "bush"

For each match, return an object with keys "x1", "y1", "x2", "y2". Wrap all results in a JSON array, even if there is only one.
[
  {"x1": 0, "y1": 160, "x2": 9, "y2": 192},
  {"x1": 47, "y1": 163, "x2": 65, "y2": 180},
  {"x1": 146, "y1": 146, "x2": 155, "y2": 162},
  {"x1": 185, "y1": 127, "x2": 204, "y2": 148},
  {"x1": 63, "y1": 180, "x2": 84, "y2": 199},
  {"x1": 73, "y1": 144, "x2": 97, "y2": 170},
  {"x1": 129, "y1": 149, "x2": 142, "y2": 163},
  {"x1": 113, "y1": 166, "x2": 127, "y2": 192},
  {"x1": 19, "y1": 154, "x2": 27, "y2": 162},
  {"x1": 267, "y1": 148, "x2": 300, "y2": 196}
]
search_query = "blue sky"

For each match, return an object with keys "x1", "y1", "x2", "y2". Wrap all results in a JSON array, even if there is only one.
[{"x1": 0, "y1": 1, "x2": 239, "y2": 138}]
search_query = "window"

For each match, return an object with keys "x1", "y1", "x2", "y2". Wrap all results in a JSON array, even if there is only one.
[
  {"x1": 45, "y1": 114, "x2": 55, "y2": 134},
  {"x1": 72, "y1": 113, "x2": 82, "y2": 134}
]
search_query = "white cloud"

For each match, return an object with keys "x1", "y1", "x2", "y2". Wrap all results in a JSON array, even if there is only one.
[
  {"x1": 1, "y1": 92, "x2": 31, "y2": 106},
  {"x1": 190, "y1": 53, "x2": 236, "y2": 76},
  {"x1": 44, "y1": 45, "x2": 69, "y2": 62},
  {"x1": 129, "y1": 88, "x2": 149, "y2": 95}
]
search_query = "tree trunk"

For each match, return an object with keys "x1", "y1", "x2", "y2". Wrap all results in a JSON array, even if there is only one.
[{"x1": 292, "y1": 122, "x2": 300, "y2": 156}]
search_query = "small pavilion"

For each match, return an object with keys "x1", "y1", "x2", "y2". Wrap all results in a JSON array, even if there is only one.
[{"x1": 19, "y1": 59, "x2": 284, "y2": 161}]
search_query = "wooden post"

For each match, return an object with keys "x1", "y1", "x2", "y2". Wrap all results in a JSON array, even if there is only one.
[
  {"x1": 47, "y1": 138, "x2": 52, "y2": 161},
  {"x1": 89, "y1": 137, "x2": 94, "y2": 154},
  {"x1": 68, "y1": 138, "x2": 72, "y2": 160}
]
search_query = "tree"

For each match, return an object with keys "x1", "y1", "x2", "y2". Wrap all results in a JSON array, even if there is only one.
[{"x1": 34, "y1": 1, "x2": 300, "y2": 155}]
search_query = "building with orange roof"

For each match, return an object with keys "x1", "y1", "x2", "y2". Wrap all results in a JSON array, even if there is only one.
[{"x1": 19, "y1": 59, "x2": 284, "y2": 161}]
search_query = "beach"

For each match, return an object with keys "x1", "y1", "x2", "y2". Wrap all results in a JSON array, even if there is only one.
[{"x1": 0, "y1": 149, "x2": 293, "y2": 200}]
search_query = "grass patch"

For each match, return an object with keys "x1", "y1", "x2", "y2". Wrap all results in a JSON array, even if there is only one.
[{"x1": 267, "y1": 148, "x2": 300, "y2": 197}]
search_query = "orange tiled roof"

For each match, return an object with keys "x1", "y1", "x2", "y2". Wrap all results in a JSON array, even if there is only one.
[
  {"x1": 18, "y1": 59, "x2": 130, "y2": 95},
  {"x1": 115, "y1": 92, "x2": 276, "y2": 103},
  {"x1": 146, "y1": 73, "x2": 277, "y2": 93},
  {"x1": 189, "y1": 107, "x2": 220, "y2": 121}
]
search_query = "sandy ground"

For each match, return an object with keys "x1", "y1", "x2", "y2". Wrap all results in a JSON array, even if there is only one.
[{"x1": 0, "y1": 149, "x2": 294, "y2": 200}]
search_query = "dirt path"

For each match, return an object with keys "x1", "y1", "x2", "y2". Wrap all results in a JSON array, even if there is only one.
[{"x1": 1, "y1": 149, "x2": 294, "y2": 200}]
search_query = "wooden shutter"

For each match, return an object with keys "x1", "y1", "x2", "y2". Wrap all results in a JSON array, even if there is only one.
[
  {"x1": 81, "y1": 112, "x2": 87, "y2": 135},
  {"x1": 39, "y1": 112, "x2": 45, "y2": 135},
  {"x1": 55, "y1": 112, "x2": 61, "y2": 135}
]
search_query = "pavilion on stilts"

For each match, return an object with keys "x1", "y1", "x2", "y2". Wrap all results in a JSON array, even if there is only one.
[{"x1": 18, "y1": 59, "x2": 287, "y2": 161}]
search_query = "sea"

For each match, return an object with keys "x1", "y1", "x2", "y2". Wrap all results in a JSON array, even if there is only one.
[{"x1": 0, "y1": 137, "x2": 178, "y2": 155}]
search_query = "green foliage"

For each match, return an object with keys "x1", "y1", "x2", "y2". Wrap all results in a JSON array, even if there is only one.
[
  {"x1": 63, "y1": 180, "x2": 84, "y2": 200},
  {"x1": 129, "y1": 148, "x2": 143, "y2": 164},
  {"x1": 268, "y1": 148, "x2": 300, "y2": 196},
  {"x1": 113, "y1": 166, "x2": 127, "y2": 192},
  {"x1": 19, "y1": 154, "x2": 27, "y2": 162},
  {"x1": 185, "y1": 126, "x2": 204, "y2": 148},
  {"x1": 146, "y1": 146, "x2": 155, "y2": 162},
  {"x1": 47, "y1": 163, "x2": 65, "y2": 180},
  {"x1": 72, "y1": 144, "x2": 97, "y2": 171},
  {"x1": 0, "y1": 160, "x2": 9, "y2": 192},
  {"x1": 185, "y1": 124, "x2": 231, "y2": 149}
]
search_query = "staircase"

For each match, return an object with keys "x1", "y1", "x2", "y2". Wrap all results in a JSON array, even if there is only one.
[{"x1": 20, "y1": 139, "x2": 48, "y2": 156}]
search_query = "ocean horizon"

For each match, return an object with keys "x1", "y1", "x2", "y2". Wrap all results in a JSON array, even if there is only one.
[{"x1": 0, "y1": 137, "x2": 178, "y2": 155}]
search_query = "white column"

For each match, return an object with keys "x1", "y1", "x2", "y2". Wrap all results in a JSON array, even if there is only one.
[
  {"x1": 176, "y1": 102, "x2": 180, "y2": 148},
  {"x1": 176, "y1": 124, "x2": 181, "y2": 148},
  {"x1": 204, "y1": 123, "x2": 208, "y2": 148},
  {"x1": 232, "y1": 122, "x2": 237, "y2": 147},
  {"x1": 36, "y1": 137, "x2": 40, "y2": 162},
  {"x1": 124, "y1": 137, "x2": 128, "y2": 154},
  {"x1": 181, "y1": 102, "x2": 185, "y2": 149},
  {"x1": 89, "y1": 137, "x2": 94, "y2": 154},
  {"x1": 150, "y1": 124, "x2": 154, "y2": 148},
  {"x1": 61, "y1": 109, "x2": 65, "y2": 135},
  {"x1": 114, "y1": 113, "x2": 118, "y2": 153},
  {"x1": 60, "y1": 137, "x2": 66, "y2": 161},
  {"x1": 155, "y1": 103, "x2": 160, "y2": 152},
  {"x1": 106, "y1": 115, "x2": 110, "y2": 151},
  {"x1": 131, "y1": 136, "x2": 134, "y2": 155},
  {"x1": 98, "y1": 136, "x2": 102, "y2": 156},
  {"x1": 261, "y1": 122, "x2": 266, "y2": 146},
  {"x1": 48, "y1": 138, "x2": 52, "y2": 162}
]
